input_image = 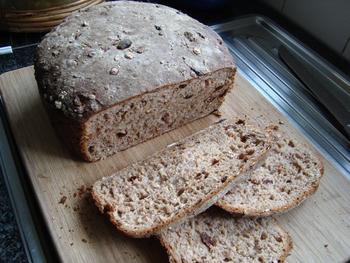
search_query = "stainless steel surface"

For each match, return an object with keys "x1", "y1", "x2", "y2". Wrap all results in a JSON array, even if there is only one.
[
  {"x1": 0, "y1": 46, "x2": 13, "y2": 55},
  {"x1": 211, "y1": 15, "x2": 350, "y2": 177},
  {"x1": 279, "y1": 45, "x2": 350, "y2": 138}
]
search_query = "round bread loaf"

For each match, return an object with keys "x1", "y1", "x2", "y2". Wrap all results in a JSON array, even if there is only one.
[{"x1": 34, "y1": 1, "x2": 235, "y2": 161}]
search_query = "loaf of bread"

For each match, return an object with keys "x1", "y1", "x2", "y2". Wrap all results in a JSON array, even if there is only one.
[
  {"x1": 34, "y1": 1, "x2": 236, "y2": 161},
  {"x1": 217, "y1": 134, "x2": 324, "y2": 216},
  {"x1": 159, "y1": 209, "x2": 293, "y2": 263},
  {"x1": 92, "y1": 119, "x2": 271, "y2": 237}
]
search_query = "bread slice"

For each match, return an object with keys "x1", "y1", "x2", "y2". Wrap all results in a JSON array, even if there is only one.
[
  {"x1": 92, "y1": 119, "x2": 271, "y2": 237},
  {"x1": 158, "y1": 209, "x2": 293, "y2": 263},
  {"x1": 217, "y1": 134, "x2": 324, "y2": 217}
]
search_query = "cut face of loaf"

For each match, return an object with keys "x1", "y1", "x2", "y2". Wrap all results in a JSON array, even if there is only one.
[
  {"x1": 217, "y1": 134, "x2": 324, "y2": 217},
  {"x1": 158, "y1": 209, "x2": 293, "y2": 263},
  {"x1": 92, "y1": 119, "x2": 271, "y2": 237},
  {"x1": 84, "y1": 69, "x2": 235, "y2": 161}
]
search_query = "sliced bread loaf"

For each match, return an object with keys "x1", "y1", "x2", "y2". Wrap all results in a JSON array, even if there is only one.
[
  {"x1": 159, "y1": 209, "x2": 292, "y2": 263},
  {"x1": 35, "y1": 1, "x2": 236, "y2": 162},
  {"x1": 92, "y1": 119, "x2": 271, "y2": 237},
  {"x1": 217, "y1": 134, "x2": 324, "y2": 217}
]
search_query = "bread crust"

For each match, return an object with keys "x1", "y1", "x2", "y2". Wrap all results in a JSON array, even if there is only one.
[
  {"x1": 34, "y1": 1, "x2": 235, "y2": 121},
  {"x1": 274, "y1": 218, "x2": 294, "y2": 263},
  {"x1": 158, "y1": 233, "x2": 179, "y2": 263},
  {"x1": 281, "y1": 235, "x2": 294, "y2": 263}
]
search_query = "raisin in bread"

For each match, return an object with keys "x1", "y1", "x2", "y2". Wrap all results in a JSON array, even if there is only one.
[
  {"x1": 34, "y1": 1, "x2": 236, "y2": 162},
  {"x1": 92, "y1": 119, "x2": 271, "y2": 237}
]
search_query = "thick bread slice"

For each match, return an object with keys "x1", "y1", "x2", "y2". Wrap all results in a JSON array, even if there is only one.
[
  {"x1": 217, "y1": 134, "x2": 324, "y2": 217},
  {"x1": 92, "y1": 119, "x2": 271, "y2": 237},
  {"x1": 158, "y1": 209, "x2": 293, "y2": 263}
]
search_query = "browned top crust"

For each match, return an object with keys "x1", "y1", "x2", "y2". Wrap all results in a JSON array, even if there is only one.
[{"x1": 34, "y1": 1, "x2": 235, "y2": 122}]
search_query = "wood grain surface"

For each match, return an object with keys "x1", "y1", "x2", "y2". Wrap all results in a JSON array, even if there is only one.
[{"x1": 0, "y1": 66, "x2": 349, "y2": 263}]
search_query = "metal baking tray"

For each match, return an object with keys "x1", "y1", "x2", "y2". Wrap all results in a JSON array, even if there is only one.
[
  {"x1": 212, "y1": 15, "x2": 350, "y2": 177},
  {"x1": 0, "y1": 14, "x2": 349, "y2": 263}
]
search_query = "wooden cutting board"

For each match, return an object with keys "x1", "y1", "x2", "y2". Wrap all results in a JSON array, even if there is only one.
[{"x1": 0, "y1": 66, "x2": 349, "y2": 263}]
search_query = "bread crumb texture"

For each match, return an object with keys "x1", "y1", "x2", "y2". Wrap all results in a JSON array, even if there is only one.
[
  {"x1": 159, "y1": 210, "x2": 292, "y2": 263},
  {"x1": 217, "y1": 134, "x2": 323, "y2": 216},
  {"x1": 92, "y1": 119, "x2": 271, "y2": 236}
]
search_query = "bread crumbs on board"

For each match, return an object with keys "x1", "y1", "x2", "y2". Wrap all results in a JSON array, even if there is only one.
[{"x1": 59, "y1": 196, "x2": 67, "y2": 204}]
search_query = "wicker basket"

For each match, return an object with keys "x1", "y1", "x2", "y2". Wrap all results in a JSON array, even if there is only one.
[{"x1": 0, "y1": 0, "x2": 104, "y2": 32}]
